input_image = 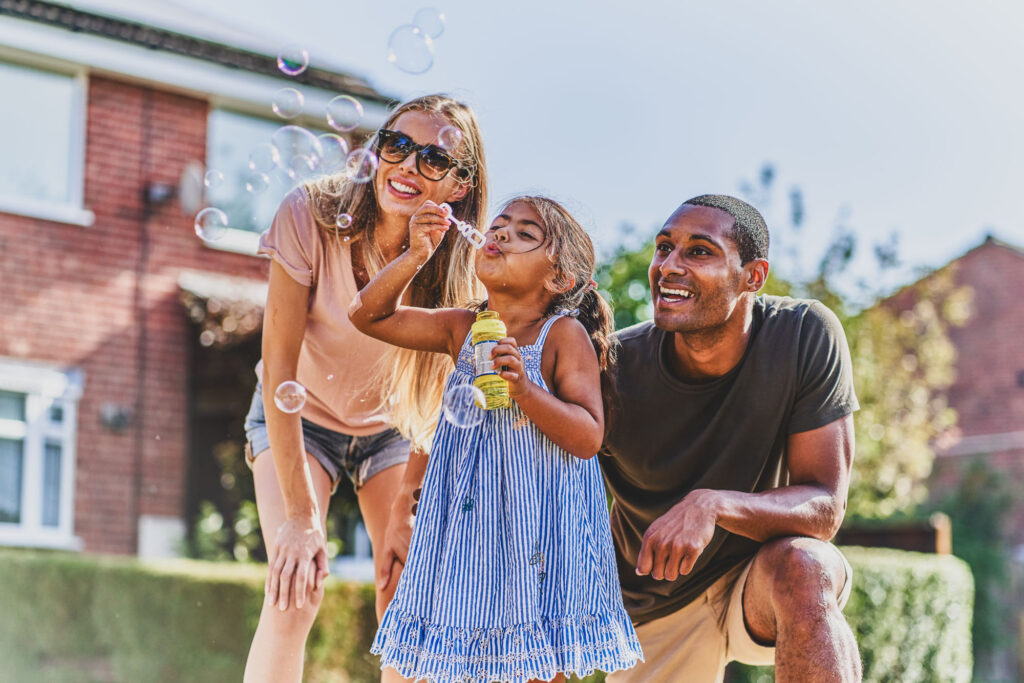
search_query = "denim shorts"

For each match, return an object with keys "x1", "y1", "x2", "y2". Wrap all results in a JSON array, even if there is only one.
[{"x1": 243, "y1": 383, "x2": 411, "y2": 493}]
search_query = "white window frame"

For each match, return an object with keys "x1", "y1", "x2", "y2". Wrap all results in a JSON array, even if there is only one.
[
  {"x1": 0, "y1": 358, "x2": 84, "y2": 550},
  {"x1": 0, "y1": 58, "x2": 95, "y2": 227}
]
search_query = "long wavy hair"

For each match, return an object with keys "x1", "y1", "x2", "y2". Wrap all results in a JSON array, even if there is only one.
[
  {"x1": 305, "y1": 94, "x2": 488, "y2": 450},
  {"x1": 500, "y1": 195, "x2": 619, "y2": 433}
]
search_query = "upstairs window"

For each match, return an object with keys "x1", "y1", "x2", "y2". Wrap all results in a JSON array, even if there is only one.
[{"x1": 0, "y1": 59, "x2": 88, "y2": 225}]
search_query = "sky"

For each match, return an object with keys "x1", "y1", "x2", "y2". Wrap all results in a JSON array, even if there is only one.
[{"x1": 102, "y1": 1, "x2": 1024, "y2": 293}]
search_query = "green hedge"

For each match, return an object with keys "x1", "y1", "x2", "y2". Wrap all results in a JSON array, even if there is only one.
[
  {"x1": 729, "y1": 547, "x2": 974, "y2": 683},
  {"x1": 0, "y1": 547, "x2": 971, "y2": 683},
  {"x1": 0, "y1": 549, "x2": 377, "y2": 683}
]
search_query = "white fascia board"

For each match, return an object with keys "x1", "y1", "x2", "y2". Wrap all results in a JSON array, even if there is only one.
[{"x1": 0, "y1": 16, "x2": 391, "y2": 131}]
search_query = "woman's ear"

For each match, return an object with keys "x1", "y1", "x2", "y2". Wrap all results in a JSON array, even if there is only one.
[{"x1": 447, "y1": 179, "x2": 470, "y2": 203}]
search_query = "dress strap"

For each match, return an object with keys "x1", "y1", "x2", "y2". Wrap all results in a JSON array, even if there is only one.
[{"x1": 534, "y1": 311, "x2": 568, "y2": 349}]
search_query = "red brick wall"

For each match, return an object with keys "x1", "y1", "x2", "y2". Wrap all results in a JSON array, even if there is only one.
[
  {"x1": 0, "y1": 75, "x2": 269, "y2": 554},
  {"x1": 944, "y1": 243, "x2": 1024, "y2": 437},
  {"x1": 930, "y1": 241, "x2": 1024, "y2": 546}
]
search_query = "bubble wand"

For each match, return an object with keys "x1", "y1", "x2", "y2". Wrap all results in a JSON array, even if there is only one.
[{"x1": 440, "y1": 203, "x2": 486, "y2": 249}]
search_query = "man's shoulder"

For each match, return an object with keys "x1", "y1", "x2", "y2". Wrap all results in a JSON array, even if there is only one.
[
  {"x1": 612, "y1": 320, "x2": 659, "y2": 347},
  {"x1": 757, "y1": 295, "x2": 842, "y2": 337}
]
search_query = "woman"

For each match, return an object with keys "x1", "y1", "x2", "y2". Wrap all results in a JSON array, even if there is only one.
[{"x1": 243, "y1": 94, "x2": 488, "y2": 683}]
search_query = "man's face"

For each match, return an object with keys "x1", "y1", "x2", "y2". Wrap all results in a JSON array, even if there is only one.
[{"x1": 648, "y1": 204, "x2": 751, "y2": 334}]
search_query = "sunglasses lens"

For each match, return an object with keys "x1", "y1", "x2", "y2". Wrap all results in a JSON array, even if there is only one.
[
  {"x1": 418, "y1": 146, "x2": 455, "y2": 179},
  {"x1": 377, "y1": 132, "x2": 413, "y2": 162}
]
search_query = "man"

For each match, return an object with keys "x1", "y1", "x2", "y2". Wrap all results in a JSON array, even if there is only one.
[{"x1": 601, "y1": 195, "x2": 861, "y2": 682}]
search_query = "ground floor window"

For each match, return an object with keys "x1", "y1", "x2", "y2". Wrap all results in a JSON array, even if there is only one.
[{"x1": 0, "y1": 358, "x2": 83, "y2": 549}]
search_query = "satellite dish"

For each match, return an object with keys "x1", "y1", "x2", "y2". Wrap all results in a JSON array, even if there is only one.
[{"x1": 179, "y1": 160, "x2": 205, "y2": 215}]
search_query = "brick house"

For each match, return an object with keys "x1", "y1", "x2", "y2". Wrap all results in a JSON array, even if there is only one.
[
  {"x1": 925, "y1": 236, "x2": 1024, "y2": 554},
  {"x1": 0, "y1": 0, "x2": 393, "y2": 556}
]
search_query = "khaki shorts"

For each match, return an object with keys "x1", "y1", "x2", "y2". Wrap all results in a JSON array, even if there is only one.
[{"x1": 607, "y1": 545, "x2": 853, "y2": 683}]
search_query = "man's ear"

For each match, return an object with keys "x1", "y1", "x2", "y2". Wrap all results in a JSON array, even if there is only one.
[{"x1": 745, "y1": 259, "x2": 769, "y2": 292}]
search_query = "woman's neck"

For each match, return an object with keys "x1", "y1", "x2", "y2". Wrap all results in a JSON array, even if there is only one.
[{"x1": 373, "y1": 211, "x2": 410, "y2": 262}]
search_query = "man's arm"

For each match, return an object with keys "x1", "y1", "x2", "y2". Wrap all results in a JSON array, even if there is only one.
[{"x1": 635, "y1": 414, "x2": 854, "y2": 582}]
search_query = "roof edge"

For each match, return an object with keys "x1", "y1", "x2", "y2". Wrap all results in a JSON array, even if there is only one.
[{"x1": 0, "y1": 0, "x2": 397, "y2": 105}]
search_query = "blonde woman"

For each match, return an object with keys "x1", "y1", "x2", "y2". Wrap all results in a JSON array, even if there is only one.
[{"x1": 243, "y1": 95, "x2": 487, "y2": 683}]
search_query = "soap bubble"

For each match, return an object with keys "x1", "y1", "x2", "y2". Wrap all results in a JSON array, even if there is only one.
[
  {"x1": 443, "y1": 384, "x2": 485, "y2": 428},
  {"x1": 386, "y1": 25, "x2": 434, "y2": 74},
  {"x1": 248, "y1": 143, "x2": 280, "y2": 173},
  {"x1": 413, "y1": 7, "x2": 446, "y2": 38},
  {"x1": 272, "y1": 88, "x2": 304, "y2": 119},
  {"x1": 317, "y1": 133, "x2": 350, "y2": 174},
  {"x1": 326, "y1": 95, "x2": 364, "y2": 132},
  {"x1": 272, "y1": 126, "x2": 324, "y2": 180},
  {"x1": 194, "y1": 207, "x2": 229, "y2": 241},
  {"x1": 437, "y1": 125, "x2": 463, "y2": 152},
  {"x1": 336, "y1": 212, "x2": 354, "y2": 229},
  {"x1": 345, "y1": 148, "x2": 378, "y2": 183},
  {"x1": 203, "y1": 169, "x2": 224, "y2": 189},
  {"x1": 274, "y1": 381, "x2": 307, "y2": 413},
  {"x1": 277, "y1": 44, "x2": 309, "y2": 76},
  {"x1": 244, "y1": 172, "x2": 270, "y2": 194}
]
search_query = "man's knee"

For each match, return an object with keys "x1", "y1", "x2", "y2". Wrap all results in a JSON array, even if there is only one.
[{"x1": 759, "y1": 537, "x2": 846, "y2": 613}]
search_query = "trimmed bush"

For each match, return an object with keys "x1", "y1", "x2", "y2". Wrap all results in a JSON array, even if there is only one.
[
  {"x1": 0, "y1": 547, "x2": 971, "y2": 682},
  {"x1": 0, "y1": 549, "x2": 376, "y2": 683},
  {"x1": 728, "y1": 547, "x2": 974, "y2": 683}
]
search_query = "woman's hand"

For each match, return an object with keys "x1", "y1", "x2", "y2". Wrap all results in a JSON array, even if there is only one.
[
  {"x1": 376, "y1": 498, "x2": 415, "y2": 592},
  {"x1": 408, "y1": 200, "x2": 451, "y2": 264},
  {"x1": 492, "y1": 337, "x2": 534, "y2": 400},
  {"x1": 266, "y1": 514, "x2": 329, "y2": 611}
]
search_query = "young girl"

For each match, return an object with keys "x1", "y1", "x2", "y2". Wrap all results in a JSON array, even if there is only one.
[{"x1": 349, "y1": 196, "x2": 643, "y2": 682}]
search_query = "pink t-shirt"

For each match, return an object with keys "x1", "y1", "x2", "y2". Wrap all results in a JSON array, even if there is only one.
[{"x1": 256, "y1": 187, "x2": 392, "y2": 436}]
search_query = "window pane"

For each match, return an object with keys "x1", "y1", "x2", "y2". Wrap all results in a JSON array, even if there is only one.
[
  {"x1": 0, "y1": 391, "x2": 26, "y2": 421},
  {"x1": 0, "y1": 61, "x2": 75, "y2": 205},
  {"x1": 0, "y1": 438, "x2": 24, "y2": 524},
  {"x1": 206, "y1": 110, "x2": 309, "y2": 235},
  {"x1": 49, "y1": 403, "x2": 64, "y2": 424},
  {"x1": 42, "y1": 441, "x2": 62, "y2": 527}
]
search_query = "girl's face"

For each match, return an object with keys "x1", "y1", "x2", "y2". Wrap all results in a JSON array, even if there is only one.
[
  {"x1": 475, "y1": 201, "x2": 562, "y2": 294},
  {"x1": 374, "y1": 110, "x2": 469, "y2": 218}
]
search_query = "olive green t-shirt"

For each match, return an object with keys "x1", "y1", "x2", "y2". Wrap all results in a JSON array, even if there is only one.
[{"x1": 599, "y1": 295, "x2": 858, "y2": 624}]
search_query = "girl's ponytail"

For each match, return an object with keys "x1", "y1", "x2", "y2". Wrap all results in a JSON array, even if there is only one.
[{"x1": 577, "y1": 286, "x2": 618, "y2": 435}]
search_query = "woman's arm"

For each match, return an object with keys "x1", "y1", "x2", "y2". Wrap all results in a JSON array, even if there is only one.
[
  {"x1": 261, "y1": 261, "x2": 328, "y2": 607},
  {"x1": 348, "y1": 200, "x2": 473, "y2": 358},
  {"x1": 491, "y1": 318, "x2": 605, "y2": 459}
]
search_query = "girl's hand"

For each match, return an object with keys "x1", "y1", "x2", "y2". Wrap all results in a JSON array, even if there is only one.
[
  {"x1": 492, "y1": 337, "x2": 534, "y2": 399},
  {"x1": 408, "y1": 200, "x2": 451, "y2": 263}
]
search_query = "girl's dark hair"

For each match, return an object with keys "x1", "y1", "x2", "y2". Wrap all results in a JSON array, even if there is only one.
[{"x1": 500, "y1": 195, "x2": 619, "y2": 433}]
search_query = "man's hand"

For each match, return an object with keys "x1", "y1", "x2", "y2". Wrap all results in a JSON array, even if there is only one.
[
  {"x1": 636, "y1": 489, "x2": 720, "y2": 582},
  {"x1": 376, "y1": 497, "x2": 415, "y2": 592},
  {"x1": 267, "y1": 515, "x2": 328, "y2": 611}
]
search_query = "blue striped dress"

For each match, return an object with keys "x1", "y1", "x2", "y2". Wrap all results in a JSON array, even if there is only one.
[{"x1": 372, "y1": 313, "x2": 643, "y2": 683}]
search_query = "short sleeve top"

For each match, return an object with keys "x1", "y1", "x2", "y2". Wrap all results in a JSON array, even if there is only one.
[
  {"x1": 255, "y1": 187, "x2": 393, "y2": 435},
  {"x1": 600, "y1": 295, "x2": 859, "y2": 623}
]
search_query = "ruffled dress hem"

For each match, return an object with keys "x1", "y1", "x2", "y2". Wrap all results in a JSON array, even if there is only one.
[{"x1": 371, "y1": 607, "x2": 643, "y2": 683}]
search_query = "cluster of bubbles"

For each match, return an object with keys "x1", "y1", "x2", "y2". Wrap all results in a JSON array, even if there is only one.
[
  {"x1": 199, "y1": 19, "x2": 442, "y2": 243},
  {"x1": 387, "y1": 7, "x2": 446, "y2": 74},
  {"x1": 274, "y1": 381, "x2": 308, "y2": 414},
  {"x1": 442, "y1": 383, "x2": 485, "y2": 429}
]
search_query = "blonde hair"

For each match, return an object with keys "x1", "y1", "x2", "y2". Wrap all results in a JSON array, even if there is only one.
[
  {"x1": 499, "y1": 195, "x2": 619, "y2": 430},
  {"x1": 305, "y1": 94, "x2": 487, "y2": 450}
]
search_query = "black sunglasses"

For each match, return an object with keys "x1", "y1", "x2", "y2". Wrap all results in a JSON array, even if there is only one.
[{"x1": 374, "y1": 129, "x2": 471, "y2": 182}]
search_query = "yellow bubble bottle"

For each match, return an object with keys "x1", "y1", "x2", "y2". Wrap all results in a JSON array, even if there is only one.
[{"x1": 471, "y1": 310, "x2": 510, "y2": 409}]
